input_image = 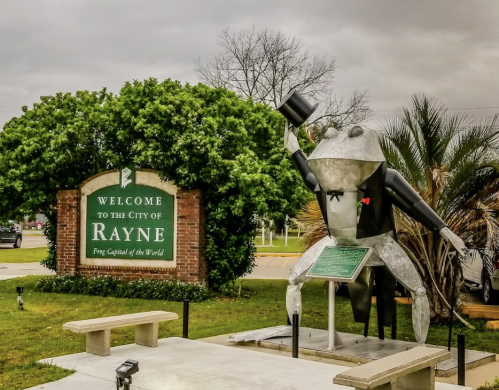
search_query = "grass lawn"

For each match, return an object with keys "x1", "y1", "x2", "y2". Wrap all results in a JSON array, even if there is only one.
[
  {"x1": 0, "y1": 276, "x2": 498, "y2": 390},
  {"x1": 0, "y1": 248, "x2": 48, "y2": 264},
  {"x1": 255, "y1": 237, "x2": 304, "y2": 253}
]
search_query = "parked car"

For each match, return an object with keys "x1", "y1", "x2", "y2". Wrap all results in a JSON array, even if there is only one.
[
  {"x1": 462, "y1": 249, "x2": 499, "y2": 304},
  {"x1": 0, "y1": 221, "x2": 22, "y2": 248}
]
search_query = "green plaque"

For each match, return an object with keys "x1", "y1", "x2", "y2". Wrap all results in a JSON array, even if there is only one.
[
  {"x1": 306, "y1": 246, "x2": 372, "y2": 282},
  {"x1": 86, "y1": 166, "x2": 174, "y2": 260}
]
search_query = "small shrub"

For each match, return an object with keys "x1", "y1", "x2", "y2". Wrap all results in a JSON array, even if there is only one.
[
  {"x1": 477, "y1": 377, "x2": 499, "y2": 390},
  {"x1": 34, "y1": 275, "x2": 210, "y2": 302}
]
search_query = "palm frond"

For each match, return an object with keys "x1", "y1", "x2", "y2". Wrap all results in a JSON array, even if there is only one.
[
  {"x1": 295, "y1": 199, "x2": 329, "y2": 250},
  {"x1": 379, "y1": 118, "x2": 425, "y2": 187},
  {"x1": 383, "y1": 93, "x2": 499, "y2": 321},
  {"x1": 446, "y1": 115, "x2": 499, "y2": 171},
  {"x1": 440, "y1": 163, "x2": 499, "y2": 216}
]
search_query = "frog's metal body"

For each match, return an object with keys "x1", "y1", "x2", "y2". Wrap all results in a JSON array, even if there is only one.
[
  {"x1": 230, "y1": 92, "x2": 466, "y2": 345},
  {"x1": 288, "y1": 126, "x2": 431, "y2": 344}
]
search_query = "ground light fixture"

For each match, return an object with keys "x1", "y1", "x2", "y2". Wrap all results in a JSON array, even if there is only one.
[
  {"x1": 16, "y1": 286, "x2": 23, "y2": 310},
  {"x1": 116, "y1": 359, "x2": 139, "y2": 390}
]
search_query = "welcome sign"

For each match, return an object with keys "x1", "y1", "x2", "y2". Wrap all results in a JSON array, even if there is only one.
[{"x1": 83, "y1": 167, "x2": 175, "y2": 261}]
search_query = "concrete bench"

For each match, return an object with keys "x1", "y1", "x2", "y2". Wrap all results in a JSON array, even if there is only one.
[
  {"x1": 333, "y1": 346, "x2": 450, "y2": 390},
  {"x1": 63, "y1": 311, "x2": 179, "y2": 356}
]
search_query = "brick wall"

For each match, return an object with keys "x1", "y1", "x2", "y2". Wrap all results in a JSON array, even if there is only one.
[
  {"x1": 175, "y1": 189, "x2": 207, "y2": 283},
  {"x1": 56, "y1": 187, "x2": 207, "y2": 285},
  {"x1": 56, "y1": 190, "x2": 79, "y2": 274}
]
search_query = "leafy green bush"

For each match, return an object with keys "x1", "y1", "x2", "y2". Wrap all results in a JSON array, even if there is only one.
[
  {"x1": 0, "y1": 79, "x2": 312, "y2": 291},
  {"x1": 40, "y1": 222, "x2": 56, "y2": 270},
  {"x1": 34, "y1": 274, "x2": 210, "y2": 302}
]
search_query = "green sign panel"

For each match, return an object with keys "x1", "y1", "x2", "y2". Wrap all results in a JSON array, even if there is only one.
[
  {"x1": 306, "y1": 246, "x2": 372, "y2": 282},
  {"x1": 86, "y1": 166, "x2": 174, "y2": 260}
]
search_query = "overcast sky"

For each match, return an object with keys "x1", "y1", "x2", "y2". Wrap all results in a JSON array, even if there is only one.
[{"x1": 1, "y1": 0, "x2": 499, "y2": 129}]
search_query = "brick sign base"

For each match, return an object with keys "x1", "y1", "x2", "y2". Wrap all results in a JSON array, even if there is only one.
[{"x1": 56, "y1": 180, "x2": 207, "y2": 284}]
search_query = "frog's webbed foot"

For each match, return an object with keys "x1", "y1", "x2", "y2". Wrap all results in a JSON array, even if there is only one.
[
  {"x1": 375, "y1": 235, "x2": 430, "y2": 344},
  {"x1": 286, "y1": 235, "x2": 337, "y2": 323},
  {"x1": 230, "y1": 235, "x2": 336, "y2": 342},
  {"x1": 229, "y1": 325, "x2": 292, "y2": 342}
]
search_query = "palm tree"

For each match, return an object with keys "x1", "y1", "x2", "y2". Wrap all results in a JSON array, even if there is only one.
[
  {"x1": 297, "y1": 94, "x2": 499, "y2": 322},
  {"x1": 380, "y1": 94, "x2": 499, "y2": 321}
]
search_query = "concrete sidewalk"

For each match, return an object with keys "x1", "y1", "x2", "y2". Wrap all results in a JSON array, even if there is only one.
[
  {"x1": 0, "y1": 262, "x2": 53, "y2": 280},
  {"x1": 32, "y1": 337, "x2": 472, "y2": 390}
]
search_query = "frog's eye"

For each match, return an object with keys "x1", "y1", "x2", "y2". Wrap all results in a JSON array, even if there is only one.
[
  {"x1": 324, "y1": 128, "x2": 339, "y2": 139},
  {"x1": 348, "y1": 126, "x2": 364, "y2": 138}
]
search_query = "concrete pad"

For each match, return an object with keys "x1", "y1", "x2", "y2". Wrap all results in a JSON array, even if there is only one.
[
  {"x1": 438, "y1": 355, "x2": 499, "y2": 389},
  {"x1": 41, "y1": 337, "x2": 352, "y2": 390},
  {"x1": 38, "y1": 338, "x2": 469, "y2": 390},
  {"x1": 461, "y1": 304, "x2": 486, "y2": 316},
  {"x1": 468, "y1": 308, "x2": 499, "y2": 320},
  {"x1": 486, "y1": 321, "x2": 499, "y2": 330},
  {"x1": 254, "y1": 327, "x2": 495, "y2": 377},
  {"x1": 202, "y1": 334, "x2": 360, "y2": 367}
]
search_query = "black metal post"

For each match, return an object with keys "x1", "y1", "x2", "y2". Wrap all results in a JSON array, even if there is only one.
[
  {"x1": 292, "y1": 311, "x2": 299, "y2": 358},
  {"x1": 363, "y1": 288, "x2": 372, "y2": 338},
  {"x1": 458, "y1": 331, "x2": 465, "y2": 386},
  {"x1": 183, "y1": 299, "x2": 189, "y2": 339},
  {"x1": 376, "y1": 290, "x2": 385, "y2": 340},
  {"x1": 391, "y1": 300, "x2": 397, "y2": 340},
  {"x1": 447, "y1": 270, "x2": 458, "y2": 351},
  {"x1": 447, "y1": 305, "x2": 454, "y2": 351},
  {"x1": 363, "y1": 320, "x2": 369, "y2": 338}
]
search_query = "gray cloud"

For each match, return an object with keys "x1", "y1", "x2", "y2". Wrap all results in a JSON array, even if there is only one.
[{"x1": 1, "y1": 0, "x2": 499, "y2": 127}]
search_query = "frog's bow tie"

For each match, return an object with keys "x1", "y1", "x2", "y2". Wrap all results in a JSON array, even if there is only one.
[{"x1": 326, "y1": 190, "x2": 344, "y2": 201}]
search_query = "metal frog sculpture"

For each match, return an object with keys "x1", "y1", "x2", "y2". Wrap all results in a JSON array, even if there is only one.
[{"x1": 276, "y1": 91, "x2": 466, "y2": 344}]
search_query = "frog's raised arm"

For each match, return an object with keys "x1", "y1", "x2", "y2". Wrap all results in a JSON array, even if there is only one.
[
  {"x1": 291, "y1": 149, "x2": 317, "y2": 191},
  {"x1": 290, "y1": 146, "x2": 330, "y2": 226},
  {"x1": 285, "y1": 121, "x2": 330, "y2": 224},
  {"x1": 384, "y1": 168, "x2": 446, "y2": 231}
]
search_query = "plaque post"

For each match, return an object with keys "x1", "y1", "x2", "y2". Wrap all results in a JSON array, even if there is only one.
[
  {"x1": 328, "y1": 280, "x2": 335, "y2": 350},
  {"x1": 306, "y1": 246, "x2": 372, "y2": 351}
]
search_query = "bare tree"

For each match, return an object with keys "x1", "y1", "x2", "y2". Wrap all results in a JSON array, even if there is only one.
[{"x1": 195, "y1": 27, "x2": 372, "y2": 131}]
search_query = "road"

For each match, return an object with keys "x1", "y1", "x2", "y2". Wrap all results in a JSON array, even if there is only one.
[
  {"x1": 0, "y1": 234, "x2": 298, "y2": 280},
  {"x1": 245, "y1": 256, "x2": 300, "y2": 279},
  {"x1": 0, "y1": 233, "x2": 53, "y2": 279},
  {"x1": 0, "y1": 236, "x2": 485, "y2": 307},
  {"x1": 0, "y1": 232, "x2": 48, "y2": 250}
]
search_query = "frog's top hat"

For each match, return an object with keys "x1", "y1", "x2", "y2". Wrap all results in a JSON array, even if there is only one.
[{"x1": 277, "y1": 90, "x2": 318, "y2": 128}]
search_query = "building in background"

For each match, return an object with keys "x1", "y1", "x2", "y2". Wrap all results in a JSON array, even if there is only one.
[{"x1": 23, "y1": 214, "x2": 48, "y2": 229}]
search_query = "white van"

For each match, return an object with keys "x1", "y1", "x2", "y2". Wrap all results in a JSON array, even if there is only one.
[{"x1": 462, "y1": 249, "x2": 499, "y2": 304}]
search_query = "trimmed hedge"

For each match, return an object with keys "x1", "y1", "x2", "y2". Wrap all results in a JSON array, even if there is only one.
[{"x1": 34, "y1": 274, "x2": 210, "y2": 302}]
